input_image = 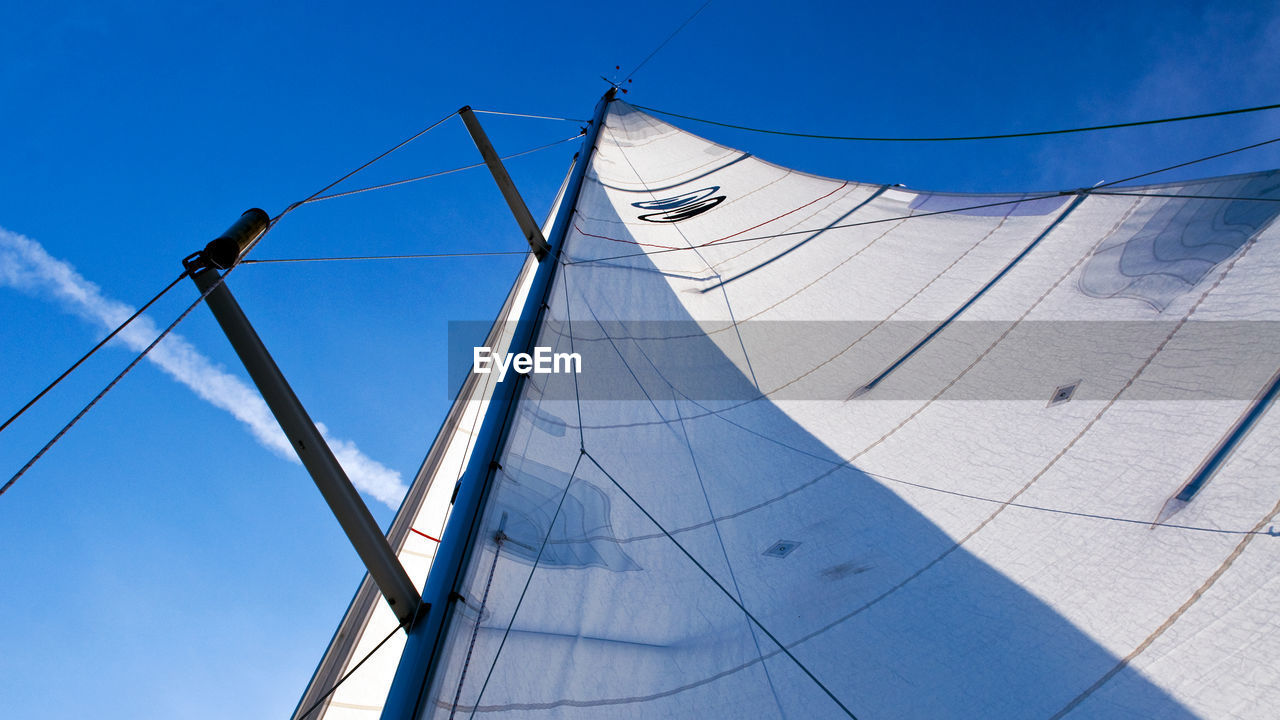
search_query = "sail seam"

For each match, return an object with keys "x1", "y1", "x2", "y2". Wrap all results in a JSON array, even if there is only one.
[
  {"x1": 1049, "y1": 490, "x2": 1280, "y2": 719},
  {"x1": 854, "y1": 192, "x2": 1087, "y2": 395}
]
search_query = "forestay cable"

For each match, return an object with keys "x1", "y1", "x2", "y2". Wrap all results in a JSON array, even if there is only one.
[
  {"x1": 472, "y1": 110, "x2": 588, "y2": 123},
  {"x1": 242, "y1": 251, "x2": 527, "y2": 265},
  {"x1": 301, "y1": 133, "x2": 584, "y2": 204},
  {"x1": 623, "y1": 0, "x2": 714, "y2": 83},
  {"x1": 1096, "y1": 135, "x2": 1280, "y2": 188}
]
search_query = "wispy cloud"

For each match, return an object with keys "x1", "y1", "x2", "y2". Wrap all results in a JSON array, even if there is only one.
[{"x1": 0, "y1": 226, "x2": 407, "y2": 507}]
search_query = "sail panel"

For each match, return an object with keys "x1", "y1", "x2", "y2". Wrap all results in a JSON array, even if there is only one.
[{"x1": 415, "y1": 101, "x2": 1280, "y2": 718}]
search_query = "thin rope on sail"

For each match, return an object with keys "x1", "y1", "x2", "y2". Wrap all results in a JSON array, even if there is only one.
[
  {"x1": 242, "y1": 251, "x2": 527, "y2": 265},
  {"x1": 300, "y1": 133, "x2": 585, "y2": 204},
  {"x1": 582, "y1": 451, "x2": 860, "y2": 720},
  {"x1": 632, "y1": 100, "x2": 1280, "y2": 142},
  {"x1": 565, "y1": 192, "x2": 1064, "y2": 265},
  {"x1": 0, "y1": 269, "x2": 189, "y2": 439},
  {"x1": 297, "y1": 617, "x2": 410, "y2": 720},
  {"x1": 448, "y1": 533, "x2": 505, "y2": 720},
  {"x1": 411, "y1": 527, "x2": 442, "y2": 543},
  {"x1": 465, "y1": 454, "x2": 585, "y2": 720}
]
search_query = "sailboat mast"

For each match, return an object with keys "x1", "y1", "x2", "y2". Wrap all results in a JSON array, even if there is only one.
[{"x1": 379, "y1": 87, "x2": 616, "y2": 720}]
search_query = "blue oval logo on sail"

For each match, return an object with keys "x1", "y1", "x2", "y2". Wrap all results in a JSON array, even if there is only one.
[{"x1": 633, "y1": 186, "x2": 726, "y2": 223}]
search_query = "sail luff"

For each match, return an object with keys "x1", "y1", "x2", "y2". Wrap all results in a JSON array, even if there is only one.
[
  {"x1": 379, "y1": 88, "x2": 617, "y2": 720},
  {"x1": 293, "y1": 145, "x2": 583, "y2": 720}
]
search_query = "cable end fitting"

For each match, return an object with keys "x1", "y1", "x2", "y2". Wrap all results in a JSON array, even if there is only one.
[{"x1": 189, "y1": 208, "x2": 269, "y2": 272}]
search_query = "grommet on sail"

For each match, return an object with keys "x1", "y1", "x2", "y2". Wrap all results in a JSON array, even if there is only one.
[{"x1": 296, "y1": 94, "x2": 1280, "y2": 720}]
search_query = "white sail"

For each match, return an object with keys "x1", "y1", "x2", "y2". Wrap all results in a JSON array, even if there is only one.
[{"x1": 342, "y1": 100, "x2": 1280, "y2": 718}]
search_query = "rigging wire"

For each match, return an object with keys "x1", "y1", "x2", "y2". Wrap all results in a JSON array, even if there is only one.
[
  {"x1": 1089, "y1": 191, "x2": 1280, "y2": 202},
  {"x1": 242, "y1": 251, "x2": 527, "y2": 264},
  {"x1": 302, "y1": 133, "x2": 585, "y2": 204},
  {"x1": 472, "y1": 109, "x2": 587, "y2": 123},
  {"x1": 297, "y1": 618, "x2": 409, "y2": 720},
  {"x1": 0, "y1": 269, "x2": 189, "y2": 438},
  {"x1": 567, "y1": 193, "x2": 1063, "y2": 265},
  {"x1": 1094, "y1": 135, "x2": 1280, "y2": 188},
  {"x1": 622, "y1": 0, "x2": 714, "y2": 83},
  {"x1": 0, "y1": 267, "x2": 237, "y2": 497},
  {"x1": 632, "y1": 100, "x2": 1280, "y2": 142},
  {"x1": 1, "y1": 105, "x2": 478, "y2": 494},
  {"x1": 285, "y1": 110, "x2": 460, "y2": 212}
]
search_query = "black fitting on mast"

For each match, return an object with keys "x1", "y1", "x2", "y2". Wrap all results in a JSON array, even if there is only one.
[{"x1": 186, "y1": 208, "x2": 270, "y2": 272}]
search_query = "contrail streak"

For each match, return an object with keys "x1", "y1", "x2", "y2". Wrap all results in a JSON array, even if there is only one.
[{"x1": 0, "y1": 226, "x2": 407, "y2": 507}]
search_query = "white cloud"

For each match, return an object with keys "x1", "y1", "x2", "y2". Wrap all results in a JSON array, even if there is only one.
[{"x1": 0, "y1": 226, "x2": 407, "y2": 507}]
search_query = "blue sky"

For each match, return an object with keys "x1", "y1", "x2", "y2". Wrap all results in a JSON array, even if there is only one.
[{"x1": 2, "y1": 2, "x2": 1279, "y2": 718}]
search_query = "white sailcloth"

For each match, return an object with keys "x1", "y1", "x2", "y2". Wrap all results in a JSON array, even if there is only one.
[{"x1": 328, "y1": 100, "x2": 1280, "y2": 719}]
